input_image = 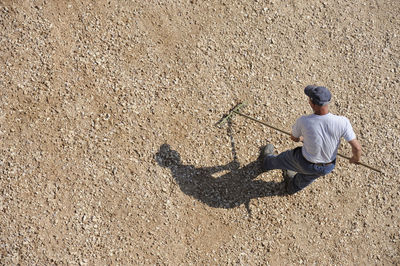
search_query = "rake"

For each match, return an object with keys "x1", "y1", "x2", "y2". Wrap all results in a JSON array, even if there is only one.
[{"x1": 216, "y1": 103, "x2": 382, "y2": 173}]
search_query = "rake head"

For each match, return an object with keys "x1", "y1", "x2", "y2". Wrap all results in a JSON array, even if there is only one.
[{"x1": 215, "y1": 102, "x2": 246, "y2": 127}]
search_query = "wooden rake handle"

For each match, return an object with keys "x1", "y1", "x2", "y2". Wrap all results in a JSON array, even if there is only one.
[{"x1": 231, "y1": 109, "x2": 382, "y2": 174}]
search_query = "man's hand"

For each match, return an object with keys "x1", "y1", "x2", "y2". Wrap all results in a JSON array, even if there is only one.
[
  {"x1": 349, "y1": 156, "x2": 360, "y2": 164},
  {"x1": 290, "y1": 134, "x2": 303, "y2": 142},
  {"x1": 348, "y1": 139, "x2": 362, "y2": 164}
]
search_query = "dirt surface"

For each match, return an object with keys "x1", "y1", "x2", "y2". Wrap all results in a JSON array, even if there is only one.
[{"x1": 1, "y1": 0, "x2": 399, "y2": 264}]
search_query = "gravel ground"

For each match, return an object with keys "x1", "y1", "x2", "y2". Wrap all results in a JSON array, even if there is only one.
[{"x1": 1, "y1": 0, "x2": 399, "y2": 264}]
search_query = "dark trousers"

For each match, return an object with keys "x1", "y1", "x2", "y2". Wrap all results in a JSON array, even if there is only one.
[{"x1": 263, "y1": 147, "x2": 335, "y2": 194}]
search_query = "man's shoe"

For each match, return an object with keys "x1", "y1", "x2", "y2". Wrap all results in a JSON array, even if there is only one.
[
  {"x1": 263, "y1": 144, "x2": 275, "y2": 157},
  {"x1": 259, "y1": 144, "x2": 274, "y2": 170},
  {"x1": 283, "y1": 169, "x2": 296, "y2": 180}
]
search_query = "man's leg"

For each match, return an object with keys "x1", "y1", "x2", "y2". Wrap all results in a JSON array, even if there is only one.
[
  {"x1": 285, "y1": 162, "x2": 336, "y2": 194},
  {"x1": 286, "y1": 172, "x2": 320, "y2": 194},
  {"x1": 263, "y1": 145, "x2": 327, "y2": 194},
  {"x1": 263, "y1": 147, "x2": 301, "y2": 172}
]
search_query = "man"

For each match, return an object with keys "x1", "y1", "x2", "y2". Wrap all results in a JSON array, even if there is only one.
[{"x1": 262, "y1": 85, "x2": 362, "y2": 195}]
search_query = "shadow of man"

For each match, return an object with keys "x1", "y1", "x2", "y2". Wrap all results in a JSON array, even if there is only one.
[{"x1": 155, "y1": 144, "x2": 286, "y2": 215}]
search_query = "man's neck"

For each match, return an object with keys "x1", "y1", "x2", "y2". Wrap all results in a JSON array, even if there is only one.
[{"x1": 314, "y1": 106, "x2": 329, "y2": 115}]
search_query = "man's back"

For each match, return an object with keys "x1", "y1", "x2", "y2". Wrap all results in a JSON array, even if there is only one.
[{"x1": 292, "y1": 113, "x2": 356, "y2": 163}]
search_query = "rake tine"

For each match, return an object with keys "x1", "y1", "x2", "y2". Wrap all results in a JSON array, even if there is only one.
[{"x1": 215, "y1": 102, "x2": 246, "y2": 127}]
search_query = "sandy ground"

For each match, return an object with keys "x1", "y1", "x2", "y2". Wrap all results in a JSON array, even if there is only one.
[{"x1": 1, "y1": 0, "x2": 399, "y2": 264}]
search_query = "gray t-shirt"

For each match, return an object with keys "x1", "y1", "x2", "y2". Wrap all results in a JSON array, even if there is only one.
[{"x1": 292, "y1": 113, "x2": 356, "y2": 163}]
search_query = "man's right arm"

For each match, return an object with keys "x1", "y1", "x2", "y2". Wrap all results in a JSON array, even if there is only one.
[
  {"x1": 291, "y1": 117, "x2": 303, "y2": 142},
  {"x1": 348, "y1": 139, "x2": 362, "y2": 164},
  {"x1": 290, "y1": 134, "x2": 303, "y2": 142}
]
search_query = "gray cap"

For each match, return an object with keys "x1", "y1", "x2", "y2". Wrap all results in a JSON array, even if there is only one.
[{"x1": 304, "y1": 85, "x2": 331, "y2": 106}]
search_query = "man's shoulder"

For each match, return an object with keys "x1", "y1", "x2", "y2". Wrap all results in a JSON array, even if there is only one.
[
  {"x1": 297, "y1": 114, "x2": 317, "y2": 122},
  {"x1": 298, "y1": 114, "x2": 315, "y2": 120},
  {"x1": 327, "y1": 113, "x2": 351, "y2": 123},
  {"x1": 298, "y1": 113, "x2": 350, "y2": 124}
]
